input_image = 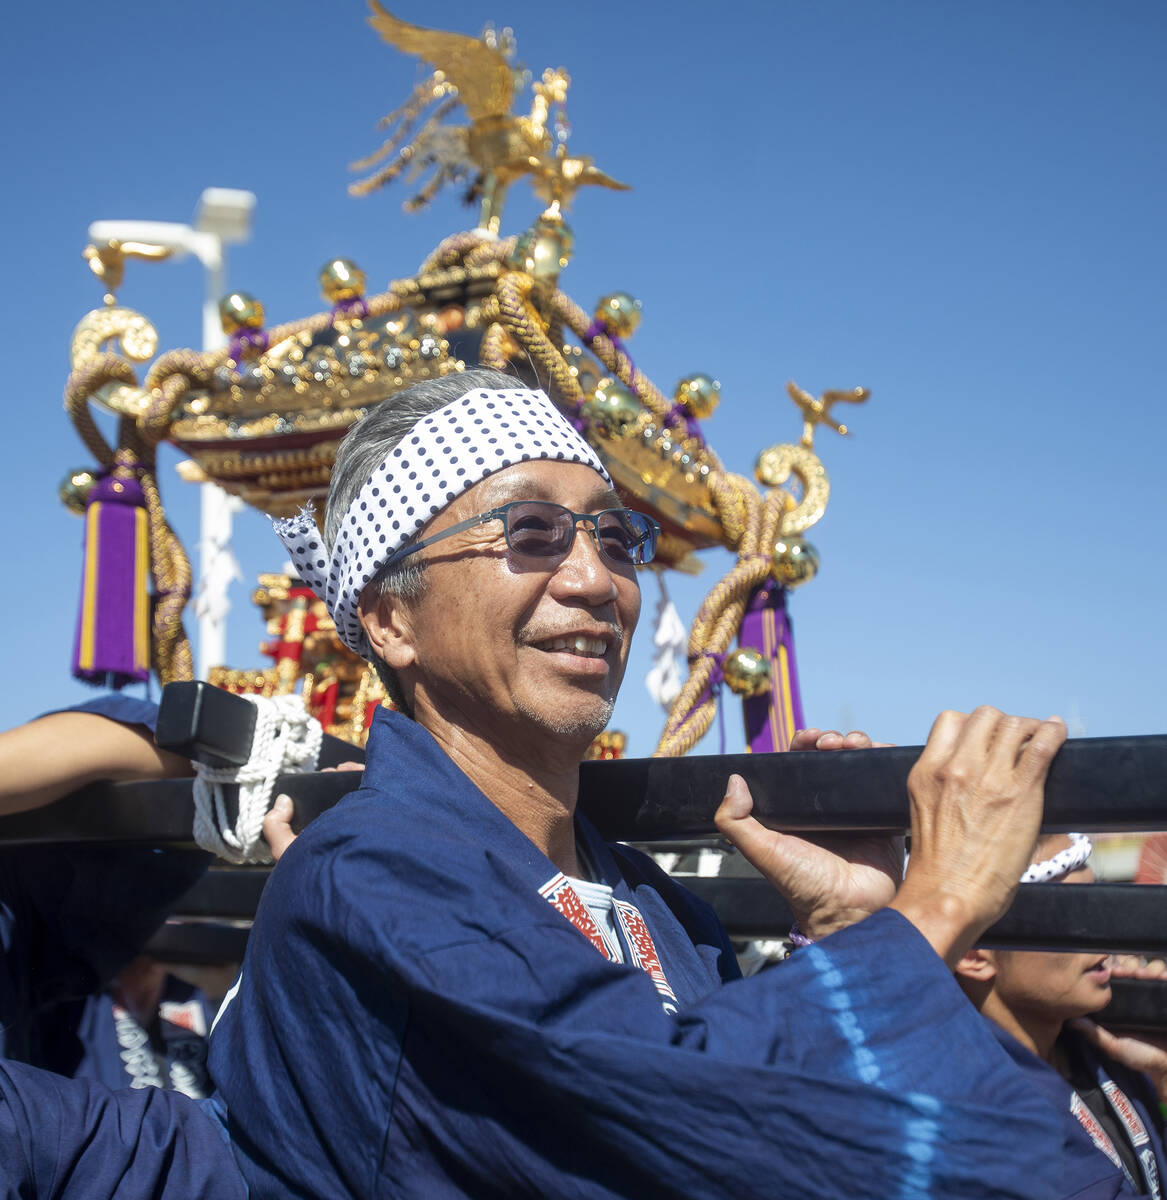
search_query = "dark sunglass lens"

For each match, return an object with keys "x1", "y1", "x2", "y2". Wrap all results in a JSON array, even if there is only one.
[
  {"x1": 596, "y1": 511, "x2": 654, "y2": 565},
  {"x1": 504, "y1": 503, "x2": 573, "y2": 556}
]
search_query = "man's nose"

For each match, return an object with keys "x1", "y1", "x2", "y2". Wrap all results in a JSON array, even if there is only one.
[{"x1": 552, "y1": 519, "x2": 620, "y2": 602}]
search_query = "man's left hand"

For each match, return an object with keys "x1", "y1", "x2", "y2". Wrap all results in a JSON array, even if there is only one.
[{"x1": 714, "y1": 728, "x2": 903, "y2": 940}]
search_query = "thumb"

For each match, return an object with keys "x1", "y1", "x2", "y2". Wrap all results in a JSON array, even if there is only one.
[
  {"x1": 263, "y1": 793, "x2": 298, "y2": 861},
  {"x1": 715, "y1": 776, "x2": 794, "y2": 881},
  {"x1": 717, "y1": 774, "x2": 753, "y2": 822}
]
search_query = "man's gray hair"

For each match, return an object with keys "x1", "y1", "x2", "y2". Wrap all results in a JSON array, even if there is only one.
[{"x1": 323, "y1": 367, "x2": 522, "y2": 710}]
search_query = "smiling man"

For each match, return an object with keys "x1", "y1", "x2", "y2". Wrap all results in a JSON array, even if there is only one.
[{"x1": 209, "y1": 368, "x2": 1076, "y2": 1198}]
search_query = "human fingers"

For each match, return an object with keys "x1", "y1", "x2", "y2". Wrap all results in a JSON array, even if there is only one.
[
  {"x1": 322, "y1": 761, "x2": 365, "y2": 773},
  {"x1": 915, "y1": 709, "x2": 968, "y2": 767},
  {"x1": 263, "y1": 793, "x2": 299, "y2": 861},
  {"x1": 946, "y1": 705, "x2": 1018, "y2": 771},
  {"x1": 789, "y1": 729, "x2": 823, "y2": 752},
  {"x1": 1107, "y1": 954, "x2": 1144, "y2": 979},
  {"x1": 813, "y1": 730, "x2": 846, "y2": 750},
  {"x1": 1069, "y1": 1020, "x2": 1167, "y2": 1096},
  {"x1": 1012, "y1": 716, "x2": 1067, "y2": 788},
  {"x1": 841, "y1": 730, "x2": 894, "y2": 749}
]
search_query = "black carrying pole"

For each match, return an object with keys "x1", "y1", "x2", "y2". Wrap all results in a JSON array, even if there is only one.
[
  {"x1": 150, "y1": 682, "x2": 1167, "y2": 838},
  {"x1": 578, "y1": 738, "x2": 1167, "y2": 839}
]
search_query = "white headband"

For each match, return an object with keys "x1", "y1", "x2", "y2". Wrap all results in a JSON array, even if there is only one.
[
  {"x1": 273, "y1": 386, "x2": 610, "y2": 655},
  {"x1": 1020, "y1": 832, "x2": 1092, "y2": 883}
]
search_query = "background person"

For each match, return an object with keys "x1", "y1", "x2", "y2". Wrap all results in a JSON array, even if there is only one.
[{"x1": 956, "y1": 833, "x2": 1167, "y2": 1198}]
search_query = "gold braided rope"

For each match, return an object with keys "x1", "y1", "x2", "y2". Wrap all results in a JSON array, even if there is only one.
[
  {"x1": 494, "y1": 273, "x2": 586, "y2": 406},
  {"x1": 122, "y1": 407, "x2": 195, "y2": 684},
  {"x1": 140, "y1": 467, "x2": 193, "y2": 683},
  {"x1": 479, "y1": 321, "x2": 511, "y2": 371},
  {"x1": 654, "y1": 487, "x2": 785, "y2": 757},
  {"x1": 465, "y1": 237, "x2": 515, "y2": 268},
  {"x1": 64, "y1": 356, "x2": 138, "y2": 468},
  {"x1": 420, "y1": 231, "x2": 494, "y2": 274},
  {"x1": 551, "y1": 293, "x2": 669, "y2": 419}
]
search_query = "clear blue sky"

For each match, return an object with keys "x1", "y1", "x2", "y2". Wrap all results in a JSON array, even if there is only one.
[{"x1": 3, "y1": 1, "x2": 1164, "y2": 754}]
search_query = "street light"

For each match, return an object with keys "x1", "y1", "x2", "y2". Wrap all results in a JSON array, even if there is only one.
[{"x1": 87, "y1": 187, "x2": 257, "y2": 682}]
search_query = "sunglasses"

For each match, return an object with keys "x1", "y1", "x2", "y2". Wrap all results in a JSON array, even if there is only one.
[{"x1": 383, "y1": 500, "x2": 660, "y2": 568}]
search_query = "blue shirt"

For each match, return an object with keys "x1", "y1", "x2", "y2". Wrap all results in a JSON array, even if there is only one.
[{"x1": 211, "y1": 707, "x2": 1068, "y2": 1199}]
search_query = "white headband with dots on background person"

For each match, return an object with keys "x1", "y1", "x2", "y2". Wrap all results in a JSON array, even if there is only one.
[
  {"x1": 273, "y1": 387, "x2": 611, "y2": 656},
  {"x1": 1020, "y1": 832, "x2": 1093, "y2": 883}
]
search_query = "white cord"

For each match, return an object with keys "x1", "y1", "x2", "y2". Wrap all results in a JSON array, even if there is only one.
[{"x1": 192, "y1": 694, "x2": 323, "y2": 864}]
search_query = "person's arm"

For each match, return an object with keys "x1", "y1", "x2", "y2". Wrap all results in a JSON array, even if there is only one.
[
  {"x1": 0, "y1": 1059, "x2": 245, "y2": 1199},
  {"x1": 716, "y1": 706, "x2": 1067, "y2": 967},
  {"x1": 0, "y1": 711, "x2": 192, "y2": 817}
]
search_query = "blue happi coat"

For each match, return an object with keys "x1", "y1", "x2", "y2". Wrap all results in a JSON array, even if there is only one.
[
  {"x1": 211, "y1": 707, "x2": 1069, "y2": 1199},
  {"x1": 991, "y1": 1023, "x2": 1166, "y2": 1199}
]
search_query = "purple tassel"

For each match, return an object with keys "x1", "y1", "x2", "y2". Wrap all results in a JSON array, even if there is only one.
[
  {"x1": 72, "y1": 467, "x2": 151, "y2": 689},
  {"x1": 739, "y1": 581, "x2": 805, "y2": 752}
]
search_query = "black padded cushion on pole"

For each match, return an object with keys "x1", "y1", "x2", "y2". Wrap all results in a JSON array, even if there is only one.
[{"x1": 154, "y1": 680, "x2": 365, "y2": 770}]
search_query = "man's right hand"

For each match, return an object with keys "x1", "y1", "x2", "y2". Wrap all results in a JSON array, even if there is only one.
[{"x1": 890, "y1": 707, "x2": 1067, "y2": 968}]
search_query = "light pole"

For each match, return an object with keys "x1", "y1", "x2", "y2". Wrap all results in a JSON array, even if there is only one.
[{"x1": 87, "y1": 187, "x2": 256, "y2": 681}]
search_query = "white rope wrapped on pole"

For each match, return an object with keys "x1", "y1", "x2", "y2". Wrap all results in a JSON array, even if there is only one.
[{"x1": 192, "y1": 694, "x2": 322, "y2": 864}]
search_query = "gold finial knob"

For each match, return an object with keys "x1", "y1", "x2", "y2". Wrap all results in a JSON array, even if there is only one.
[
  {"x1": 59, "y1": 467, "x2": 98, "y2": 515},
  {"x1": 320, "y1": 259, "x2": 367, "y2": 304},
  {"x1": 219, "y1": 292, "x2": 265, "y2": 335},
  {"x1": 582, "y1": 378, "x2": 642, "y2": 437},
  {"x1": 722, "y1": 648, "x2": 772, "y2": 697},
  {"x1": 674, "y1": 373, "x2": 721, "y2": 420},
  {"x1": 593, "y1": 292, "x2": 642, "y2": 338},
  {"x1": 508, "y1": 215, "x2": 574, "y2": 281},
  {"x1": 771, "y1": 536, "x2": 820, "y2": 588}
]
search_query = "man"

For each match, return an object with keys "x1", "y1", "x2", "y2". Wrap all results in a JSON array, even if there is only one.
[
  {"x1": 210, "y1": 369, "x2": 1075, "y2": 1198},
  {"x1": 956, "y1": 834, "x2": 1167, "y2": 1198}
]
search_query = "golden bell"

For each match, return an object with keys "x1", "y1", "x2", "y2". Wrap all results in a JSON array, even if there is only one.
[
  {"x1": 674, "y1": 373, "x2": 721, "y2": 419},
  {"x1": 772, "y1": 537, "x2": 820, "y2": 588},
  {"x1": 582, "y1": 378, "x2": 643, "y2": 437},
  {"x1": 319, "y1": 259, "x2": 367, "y2": 304},
  {"x1": 508, "y1": 217, "x2": 574, "y2": 281},
  {"x1": 722, "y1": 648, "x2": 772, "y2": 698},
  {"x1": 594, "y1": 292, "x2": 642, "y2": 339},
  {"x1": 219, "y1": 292, "x2": 265, "y2": 334},
  {"x1": 59, "y1": 467, "x2": 98, "y2": 515}
]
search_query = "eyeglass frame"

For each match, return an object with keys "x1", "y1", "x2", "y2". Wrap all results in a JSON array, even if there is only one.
[{"x1": 378, "y1": 500, "x2": 661, "y2": 572}]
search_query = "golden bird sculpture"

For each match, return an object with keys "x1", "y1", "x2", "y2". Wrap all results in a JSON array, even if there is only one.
[{"x1": 351, "y1": 1, "x2": 629, "y2": 233}]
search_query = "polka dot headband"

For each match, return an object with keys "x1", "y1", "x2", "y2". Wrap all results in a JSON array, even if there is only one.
[
  {"x1": 273, "y1": 386, "x2": 610, "y2": 656},
  {"x1": 1020, "y1": 832, "x2": 1092, "y2": 883}
]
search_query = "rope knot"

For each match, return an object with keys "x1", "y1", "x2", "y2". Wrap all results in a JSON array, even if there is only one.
[{"x1": 192, "y1": 694, "x2": 323, "y2": 864}]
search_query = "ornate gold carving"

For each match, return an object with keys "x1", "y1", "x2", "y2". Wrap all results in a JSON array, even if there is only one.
[
  {"x1": 68, "y1": 307, "x2": 158, "y2": 417},
  {"x1": 83, "y1": 239, "x2": 177, "y2": 300},
  {"x1": 785, "y1": 382, "x2": 870, "y2": 450},
  {"x1": 754, "y1": 443, "x2": 829, "y2": 536},
  {"x1": 354, "y1": 3, "x2": 626, "y2": 234}
]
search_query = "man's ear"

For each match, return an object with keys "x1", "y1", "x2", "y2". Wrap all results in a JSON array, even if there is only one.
[
  {"x1": 358, "y1": 587, "x2": 418, "y2": 672},
  {"x1": 954, "y1": 946, "x2": 998, "y2": 984}
]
